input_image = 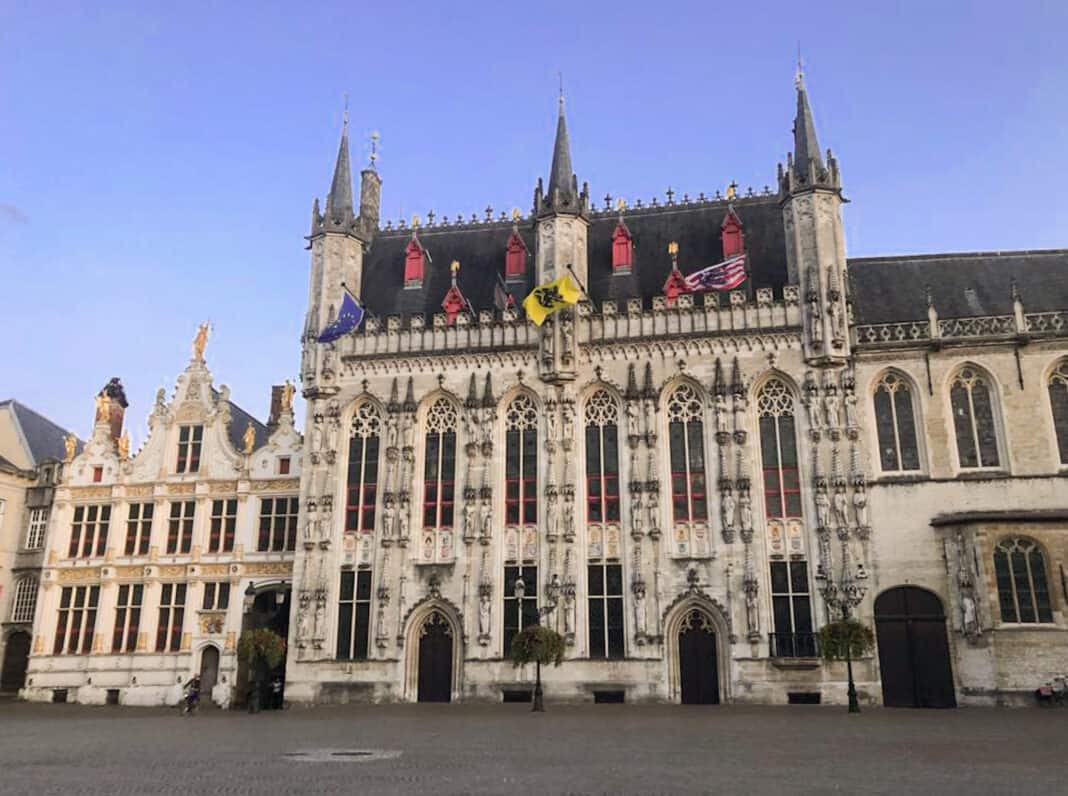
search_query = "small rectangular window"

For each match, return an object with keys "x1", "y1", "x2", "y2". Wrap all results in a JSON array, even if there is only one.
[
  {"x1": 112, "y1": 583, "x2": 143, "y2": 653},
  {"x1": 92, "y1": 466, "x2": 103, "y2": 483},
  {"x1": 202, "y1": 582, "x2": 230, "y2": 611},
  {"x1": 258, "y1": 497, "x2": 299, "y2": 552},
  {"x1": 54, "y1": 585, "x2": 99, "y2": 654},
  {"x1": 25, "y1": 507, "x2": 49, "y2": 550},
  {"x1": 278, "y1": 456, "x2": 291, "y2": 475},
  {"x1": 69, "y1": 504, "x2": 111, "y2": 559},
  {"x1": 125, "y1": 503, "x2": 154, "y2": 556},
  {"x1": 176, "y1": 425, "x2": 204, "y2": 474},
  {"x1": 166, "y1": 501, "x2": 196, "y2": 554},
  {"x1": 156, "y1": 582, "x2": 186, "y2": 652},
  {"x1": 208, "y1": 499, "x2": 237, "y2": 553}
]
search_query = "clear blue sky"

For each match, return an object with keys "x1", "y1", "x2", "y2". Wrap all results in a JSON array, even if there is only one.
[{"x1": 3, "y1": 1, "x2": 1067, "y2": 445}]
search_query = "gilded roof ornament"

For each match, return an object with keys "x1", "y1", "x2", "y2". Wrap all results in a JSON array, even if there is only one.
[{"x1": 193, "y1": 322, "x2": 210, "y2": 361}]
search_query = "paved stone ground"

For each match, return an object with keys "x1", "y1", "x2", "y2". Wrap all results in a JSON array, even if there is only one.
[{"x1": 0, "y1": 701, "x2": 1065, "y2": 795}]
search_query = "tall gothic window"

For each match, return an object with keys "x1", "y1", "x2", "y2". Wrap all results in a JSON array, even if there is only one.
[
  {"x1": 769, "y1": 560, "x2": 814, "y2": 657},
  {"x1": 873, "y1": 372, "x2": 921, "y2": 472},
  {"x1": 337, "y1": 570, "x2": 373, "y2": 660},
  {"x1": 994, "y1": 537, "x2": 1053, "y2": 624},
  {"x1": 668, "y1": 383, "x2": 708, "y2": 522},
  {"x1": 423, "y1": 398, "x2": 458, "y2": 529},
  {"x1": 503, "y1": 565, "x2": 539, "y2": 653},
  {"x1": 758, "y1": 379, "x2": 802, "y2": 519},
  {"x1": 588, "y1": 561, "x2": 625, "y2": 659},
  {"x1": 585, "y1": 390, "x2": 621, "y2": 523},
  {"x1": 505, "y1": 394, "x2": 538, "y2": 525},
  {"x1": 950, "y1": 366, "x2": 1001, "y2": 469},
  {"x1": 346, "y1": 403, "x2": 381, "y2": 534},
  {"x1": 1048, "y1": 360, "x2": 1068, "y2": 465}
]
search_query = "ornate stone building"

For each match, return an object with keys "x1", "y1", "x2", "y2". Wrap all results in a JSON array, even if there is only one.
[
  {"x1": 24, "y1": 75, "x2": 1068, "y2": 708},
  {"x1": 22, "y1": 339, "x2": 303, "y2": 706},
  {"x1": 285, "y1": 76, "x2": 1068, "y2": 708}
]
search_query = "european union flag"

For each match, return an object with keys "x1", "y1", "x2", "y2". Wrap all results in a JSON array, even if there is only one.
[{"x1": 317, "y1": 287, "x2": 365, "y2": 343}]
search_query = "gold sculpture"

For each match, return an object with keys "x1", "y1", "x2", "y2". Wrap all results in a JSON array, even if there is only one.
[
  {"x1": 64, "y1": 433, "x2": 77, "y2": 463},
  {"x1": 117, "y1": 430, "x2": 130, "y2": 460},
  {"x1": 242, "y1": 421, "x2": 256, "y2": 455},
  {"x1": 95, "y1": 392, "x2": 111, "y2": 424},
  {"x1": 511, "y1": 208, "x2": 521, "y2": 222},
  {"x1": 280, "y1": 379, "x2": 295, "y2": 412},
  {"x1": 726, "y1": 182, "x2": 737, "y2": 201},
  {"x1": 193, "y1": 322, "x2": 210, "y2": 361}
]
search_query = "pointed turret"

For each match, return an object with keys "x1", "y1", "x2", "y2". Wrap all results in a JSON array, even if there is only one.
[
  {"x1": 536, "y1": 95, "x2": 588, "y2": 217},
  {"x1": 325, "y1": 118, "x2": 356, "y2": 231},
  {"x1": 779, "y1": 70, "x2": 840, "y2": 195}
]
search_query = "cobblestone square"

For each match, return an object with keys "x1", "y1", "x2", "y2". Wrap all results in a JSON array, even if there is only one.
[{"x1": 0, "y1": 701, "x2": 1065, "y2": 795}]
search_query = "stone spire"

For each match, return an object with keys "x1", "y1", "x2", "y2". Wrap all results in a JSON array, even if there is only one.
[
  {"x1": 536, "y1": 94, "x2": 587, "y2": 217},
  {"x1": 325, "y1": 114, "x2": 355, "y2": 231},
  {"x1": 792, "y1": 71, "x2": 823, "y2": 181}
]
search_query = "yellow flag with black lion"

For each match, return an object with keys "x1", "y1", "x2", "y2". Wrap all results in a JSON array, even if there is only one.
[{"x1": 522, "y1": 272, "x2": 581, "y2": 326}]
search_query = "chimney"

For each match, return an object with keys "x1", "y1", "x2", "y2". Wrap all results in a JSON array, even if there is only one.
[
  {"x1": 268, "y1": 385, "x2": 284, "y2": 430},
  {"x1": 358, "y1": 167, "x2": 381, "y2": 238},
  {"x1": 100, "y1": 377, "x2": 128, "y2": 442}
]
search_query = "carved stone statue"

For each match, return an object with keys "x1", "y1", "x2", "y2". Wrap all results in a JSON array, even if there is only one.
[
  {"x1": 560, "y1": 314, "x2": 574, "y2": 354},
  {"x1": 193, "y1": 322, "x2": 210, "y2": 361},
  {"x1": 852, "y1": 483, "x2": 869, "y2": 528},
  {"x1": 464, "y1": 500, "x2": 478, "y2": 539},
  {"x1": 564, "y1": 587, "x2": 576, "y2": 636},
  {"x1": 280, "y1": 379, "x2": 295, "y2": 412},
  {"x1": 738, "y1": 490, "x2": 753, "y2": 531},
  {"x1": 386, "y1": 414, "x2": 399, "y2": 449},
  {"x1": 155, "y1": 387, "x2": 167, "y2": 411},
  {"x1": 630, "y1": 494, "x2": 644, "y2": 537},
  {"x1": 808, "y1": 296, "x2": 823, "y2": 345},
  {"x1": 478, "y1": 591, "x2": 491, "y2": 638},
  {"x1": 313, "y1": 594, "x2": 326, "y2": 640},
  {"x1": 832, "y1": 484, "x2": 850, "y2": 527},
  {"x1": 560, "y1": 401, "x2": 575, "y2": 443},
  {"x1": 744, "y1": 580, "x2": 759, "y2": 635},
  {"x1": 542, "y1": 318, "x2": 555, "y2": 364},
  {"x1": 732, "y1": 393, "x2": 747, "y2": 436},
  {"x1": 626, "y1": 401, "x2": 641, "y2": 438},
  {"x1": 545, "y1": 401, "x2": 558, "y2": 443},
  {"x1": 545, "y1": 490, "x2": 560, "y2": 539},
  {"x1": 562, "y1": 500, "x2": 575, "y2": 540},
  {"x1": 296, "y1": 592, "x2": 310, "y2": 645},
  {"x1": 479, "y1": 500, "x2": 493, "y2": 540},
  {"x1": 382, "y1": 499, "x2": 396, "y2": 540},
  {"x1": 242, "y1": 421, "x2": 257, "y2": 455},
  {"x1": 117, "y1": 431, "x2": 130, "y2": 460},
  {"x1": 720, "y1": 489, "x2": 737, "y2": 530},
  {"x1": 714, "y1": 393, "x2": 729, "y2": 435},
  {"x1": 814, "y1": 483, "x2": 832, "y2": 529},
  {"x1": 844, "y1": 388, "x2": 858, "y2": 430},
  {"x1": 828, "y1": 296, "x2": 844, "y2": 341},
  {"x1": 397, "y1": 501, "x2": 410, "y2": 541},
  {"x1": 823, "y1": 380, "x2": 841, "y2": 429},
  {"x1": 961, "y1": 591, "x2": 979, "y2": 636},
  {"x1": 632, "y1": 580, "x2": 647, "y2": 637}
]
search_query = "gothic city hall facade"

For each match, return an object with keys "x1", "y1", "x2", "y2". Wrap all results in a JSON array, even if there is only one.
[{"x1": 21, "y1": 78, "x2": 1068, "y2": 708}]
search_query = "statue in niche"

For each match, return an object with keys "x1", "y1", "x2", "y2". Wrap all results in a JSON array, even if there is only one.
[
  {"x1": 807, "y1": 288, "x2": 823, "y2": 346},
  {"x1": 545, "y1": 401, "x2": 558, "y2": 443},
  {"x1": 852, "y1": 481, "x2": 869, "y2": 528},
  {"x1": 464, "y1": 500, "x2": 478, "y2": 539},
  {"x1": 731, "y1": 392, "x2": 747, "y2": 436},
  {"x1": 560, "y1": 401, "x2": 575, "y2": 444},
  {"x1": 375, "y1": 600, "x2": 388, "y2": 645},
  {"x1": 961, "y1": 590, "x2": 979, "y2": 637},
  {"x1": 803, "y1": 372, "x2": 822, "y2": 431},
  {"x1": 714, "y1": 392, "x2": 729, "y2": 435},
  {"x1": 744, "y1": 580, "x2": 759, "y2": 635},
  {"x1": 303, "y1": 516, "x2": 315, "y2": 544},
  {"x1": 295, "y1": 592, "x2": 310, "y2": 645},
  {"x1": 386, "y1": 414, "x2": 399, "y2": 449},
  {"x1": 313, "y1": 593, "x2": 326, "y2": 640},
  {"x1": 626, "y1": 401, "x2": 641, "y2": 438},
  {"x1": 632, "y1": 580, "x2": 647, "y2": 638},
  {"x1": 562, "y1": 500, "x2": 575, "y2": 541},
  {"x1": 828, "y1": 296, "x2": 844, "y2": 342},
  {"x1": 479, "y1": 500, "x2": 493, "y2": 540},
  {"x1": 545, "y1": 489, "x2": 560, "y2": 539},
  {"x1": 843, "y1": 387, "x2": 858, "y2": 430},
  {"x1": 397, "y1": 500, "x2": 410, "y2": 541},
  {"x1": 630, "y1": 493, "x2": 644, "y2": 537},
  {"x1": 720, "y1": 489, "x2": 736, "y2": 530},
  {"x1": 738, "y1": 490, "x2": 753, "y2": 531},
  {"x1": 814, "y1": 482, "x2": 832, "y2": 529},
  {"x1": 381, "y1": 498, "x2": 396, "y2": 540},
  {"x1": 542, "y1": 317, "x2": 555, "y2": 365},
  {"x1": 478, "y1": 590, "x2": 492, "y2": 639},
  {"x1": 647, "y1": 489, "x2": 660, "y2": 535},
  {"x1": 402, "y1": 417, "x2": 414, "y2": 449},
  {"x1": 312, "y1": 423, "x2": 324, "y2": 452},
  {"x1": 832, "y1": 483, "x2": 850, "y2": 527},
  {"x1": 823, "y1": 377, "x2": 841, "y2": 429},
  {"x1": 560, "y1": 314, "x2": 574, "y2": 356},
  {"x1": 564, "y1": 586, "x2": 576, "y2": 636}
]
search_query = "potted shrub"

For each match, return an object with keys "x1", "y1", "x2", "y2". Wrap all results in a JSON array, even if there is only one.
[
  {"x1": 237, "y1": 628, "x2": 286, "y2": 713},
  {"x1": 510, "y1": 625, "x2": 565, "y2": 712}
]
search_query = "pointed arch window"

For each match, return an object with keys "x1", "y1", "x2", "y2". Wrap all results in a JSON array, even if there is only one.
[
  {"x1": 994, "y1": 537, "x2": 1052, "y2": 623},
  {"x1": 758, "y1": 379, "x2": 801, "y2": 519},
  {"x1": 667, "y1": 383, "x2": 708, "y2": 522},
  {"x1": 346, "y1": 403, "x2": 382, "y2": 534},
  {"x1": 404, "y1": 237, "x2": 425, "y2": 288},
  {"x1": 505, "y1": 394, "x2": 538, "y2": 525},
  {"x1": 505, "y1": 231, "x2": 527, "y2": 279},
  {"x1": 423, "y1": 399, "x2": 457, "y2": 529},
  {"x1": 873, "y1": 372, "x2": 921, "y2": 472},
  {"x1": 585, "y1": 391, "x2": 620, "y2": 523},
  {"x1": 611, "y1": 222, "x2": 633, "y2": 272},
  {"x1": 1048, "y1": 360, "x2": 1068, "y2": 465},
  {"x1": 950, "y1": 367, "x2": 1000, "y2": 469}
]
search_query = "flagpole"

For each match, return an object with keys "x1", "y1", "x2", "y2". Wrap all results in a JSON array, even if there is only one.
[{"x1": 565, "y1": 264, "x2": 595, "y2": 308}]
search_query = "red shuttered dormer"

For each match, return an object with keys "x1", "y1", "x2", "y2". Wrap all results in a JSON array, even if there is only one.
[
  {"x1": 721, "y1": 207, "x2": 745, "y2": 259},
  {"x1": 505, "y1": 231, "x2": 527, "y2": 279},
  {"x1": 404, "y1": 235, "x2": 425, "y2": 288},
  {"x1": 612, "y1": 221, "x2": 633, "y2": 272}
]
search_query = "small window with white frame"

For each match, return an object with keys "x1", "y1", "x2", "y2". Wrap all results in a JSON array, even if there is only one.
[
  {"x1": 11, "y1": 576, "x2": 38, "y2": 623},
  {"x1": 25, "y1": 506, "x2": 49, "y2": 550}
]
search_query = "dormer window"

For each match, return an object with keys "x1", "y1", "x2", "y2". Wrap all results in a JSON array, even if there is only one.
[
  {"x1": 176, "y1": 425, "x2": 203, "y2": 474},
  {"x1": 404, "y1": 237, "x2": 425, "y2": 288},
  {"x1": 505, "y1": 231, "x2": 527, "y2": 279},
  {"x1": 721, "y1": 209, "x2": 745, "y2": 259},
  {"x1": 278, "y1": 456, "x2": 291, "y2": 475},
  {"x1": 611, "y1": 222, "x2": 633, "y2": 273}
]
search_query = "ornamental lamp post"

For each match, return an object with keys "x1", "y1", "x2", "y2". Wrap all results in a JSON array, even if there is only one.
[{"x1": 816, "y1": 555, "x2": 868, "y2": 714}]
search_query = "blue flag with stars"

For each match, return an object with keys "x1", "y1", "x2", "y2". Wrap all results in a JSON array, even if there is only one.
[{"x1": 317, "y1": 287, "x2": 365, "y2": 343}]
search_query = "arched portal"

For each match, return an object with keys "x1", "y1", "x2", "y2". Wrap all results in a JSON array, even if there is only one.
[
  {"x1": 417, "y1": 611, "x2": 454, "y2": 703},
  {"x1": 237, "y1": 582, "x2": 292, "y2": 708},
  {"x1": 199, "y1": 645, "x2": 220, "y2": 703},
  {"x1": 875, "y1": 586, "x2": 956, "y2": 708},
  {"x1": 678, "y1": 610, "x2": 719, "y2": 704},
  {"x1": 1, "y1": 631, "x2": 31, "y2": 692}
]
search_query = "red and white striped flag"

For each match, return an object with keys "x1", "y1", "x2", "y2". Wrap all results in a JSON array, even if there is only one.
[{"x1": 683, "y1": 254, "x2": 748, "y2": 292}]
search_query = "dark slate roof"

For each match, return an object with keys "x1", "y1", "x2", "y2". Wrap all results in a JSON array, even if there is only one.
[
  {"x1": 225, "y1": 400, "x2": 269, "y2": 453},
  {"x1": 0, "y1": 399, "x2": 81, "y2": 465},
  {"x1": 848, "y1": 249, "x2": 1068, "y2": 325},
  {"x1": 359, "y1": 195, "x2": 788, "y2": 317}
]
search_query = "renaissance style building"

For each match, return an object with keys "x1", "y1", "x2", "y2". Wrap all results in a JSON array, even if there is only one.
[{"x1": 24, "y1": 75, "x2": 1068, "y2": 707}]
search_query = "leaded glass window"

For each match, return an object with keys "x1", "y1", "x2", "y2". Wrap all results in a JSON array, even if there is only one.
[
  {"x1": 873, "y1": 372, "x2": 921, "y2": 472},
  {"x1": 588, "y1": 562, "x2": 624, "y2": 659},
  {"x1": 667, "y1": 383, "x2": 708, "y2": 522},
  {"x1": 1048, "y1": 360, "x2": 1068, "y2": 465},
  {"x1": 423, "y1": 398, "x2": 458, "y2": 529},
  {"x1": 758, "y1": 379, "x2": 801, "y2": 518},
  {"x1": 994, "y1": 537, "x2": 1052, "y2": 623},
  {"x1": 505, "y1": 394, "x2": 538, "y2": 525},
  {"x1": 950, "y1": 367, "x2": 1000, "y2": 468},
  {"x1": 337, "y1": 570, "x2": 373, "y2": 660},
  {"x1": 346, "y1": 403, "x2": 381, "y2": 534},
  {"x1": 585, "y1": 390, "x2": 620, "y2": 523}
]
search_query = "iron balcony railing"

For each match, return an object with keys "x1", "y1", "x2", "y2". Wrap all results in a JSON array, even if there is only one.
[{"x1": 769, "y1": 631, "x2": 819, "y2": 659}]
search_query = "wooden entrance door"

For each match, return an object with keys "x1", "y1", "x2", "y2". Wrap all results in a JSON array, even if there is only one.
[
  {"x1": 678, "y1": 611, "x2": 719, "y2": 704},
  {"x1": 875, "y1": 587, "x2": 956, "y2": 708},
  {"x1": 417, "y1": 612, "x2": 453, "y2": 703},
  {"x1": 199, "y1": 645, "x2": 220, "y2": 701},
  {"x1": 1, "y1": 631, "x2": 31, "y2": 692}
]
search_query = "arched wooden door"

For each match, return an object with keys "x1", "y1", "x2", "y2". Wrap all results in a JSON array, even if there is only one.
[
  {"x1": 199, "y1": 646, "x2": 220, "y2": 701},
  {"x1": 875, "y1": 587, "x2": 956, "y2": 708},
  {"x1": 417, "y1": 612, "x2": 453, "y2": 703},
  {"x1": 1, "y1": 632, "x2": 31, "y2": 692},
  {"x1": 678, "y1": 610, "x2": 719, "y2": 704}
]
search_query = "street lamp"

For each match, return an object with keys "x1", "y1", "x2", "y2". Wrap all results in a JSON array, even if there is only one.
[{"x1": 816, "y1": 554, "x2": 868, "y2": 714}]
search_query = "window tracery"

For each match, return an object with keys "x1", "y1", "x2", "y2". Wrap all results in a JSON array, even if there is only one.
[
  {"x1": 873, "y1": 371, "x2": 921, "y2": 472},
  {"x1": 949, "y1": 366, "x2": 1000, "y2": 469},
  {"x1": 1048, "y1": 360, "x2": 1068, "y2": 464},
  {"x1": 994, "y1": 537, "x2": 1052, "y2": 624}
]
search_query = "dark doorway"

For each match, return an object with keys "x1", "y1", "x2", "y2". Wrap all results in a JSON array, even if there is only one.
[
  {"x1": 199, "y1": 645, "x2": 220, "y2": 703},
  {"x1": 237, "y1": 586, "x2": 291, "y2": 708},
  {"x1": 875, "y1": 587, "x2": 956, "y2": 708},
  {"x1": 679, "y1": 610, "x2": 719, "y2": 704},
  {"x1": 417, "y1": 611, "x2": 453, "y2": 703},
  {"x1": 1, "y1": 631, "x2": 31, "y2": 692}
]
